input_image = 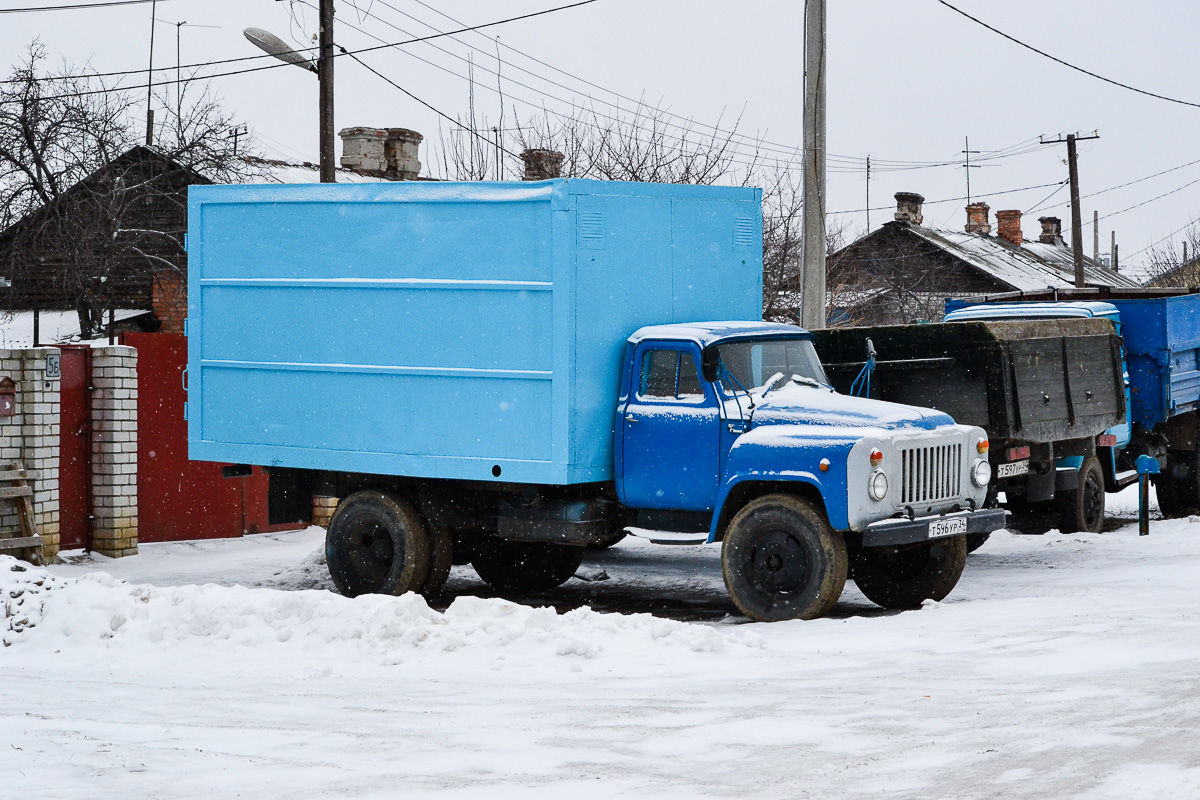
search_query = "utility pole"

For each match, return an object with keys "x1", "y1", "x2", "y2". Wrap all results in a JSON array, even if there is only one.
[
  {"x1": 1041, "y1": 131, "x2": 1099, "y2": 287},
  {"x1": 145, "y1": 0, "x2": 158, "y2": 146},
  {"x1": 318, "y1": 0, "x2": 335, "y2": 183},
  {"x1": 962, "y1": 136, "x2": 981, "y2": 206},
  {"x1": 1094, "y1": 209, "x2": 1099, "y2": 262},
  {"x1": 800, "y1": 0, "x2": 827, "y2": 330},
  {"x1": 865, "y1": 155, "x2": 871, "y2": 232}
]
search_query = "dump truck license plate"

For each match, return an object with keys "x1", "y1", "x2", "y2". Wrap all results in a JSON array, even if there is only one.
[
  {"x1": 928, "y1": 517, "x2": 967, "y2": 538},
  {"x1": 997, "y1": 459, "x2": 1030, "y2": 478}
]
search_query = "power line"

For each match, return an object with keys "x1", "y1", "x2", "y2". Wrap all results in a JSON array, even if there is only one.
[
  {"x1": 1038, "y1": 156, "x2": 1200, "y2": 214},
  {"x1": 0, "y1": 0, "x2": 165, "y2": 12},
  {"x1": 829, "y1": 180, "x2": 1064, "y2": 215},
  {"x1": 338, "y1": 46, "x2": 520, "y2": 160},
  {"x1": 936, "y1": 0, "x2": 1200, "y2": 109},
  {"x1": 0, "y1": 0, "x2": 598, "y2": 86}
]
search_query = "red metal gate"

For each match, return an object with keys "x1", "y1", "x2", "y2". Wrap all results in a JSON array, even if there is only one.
[
  {"x1": 57, "y1": 346, "x2": 91, "y2": 550},
  {"x1": 124, "y1": 332, "x2": 290, "y2": 542}
]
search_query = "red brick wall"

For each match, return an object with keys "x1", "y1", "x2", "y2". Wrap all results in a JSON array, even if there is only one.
[{"x1": 152, "y1": 271, "x2": 187, "y2": 335}]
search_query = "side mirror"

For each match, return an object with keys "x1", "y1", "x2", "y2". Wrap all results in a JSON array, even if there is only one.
[{"x1": 701, "y1": 347, "x2": 720, "y2": 383}]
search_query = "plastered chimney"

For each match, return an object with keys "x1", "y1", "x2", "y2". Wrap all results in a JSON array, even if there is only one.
[
  {"x1": 965, "y1": 202, "x2": 991, "y2": 236},
  {"x1": 1038, "y1": 216, "x2": 1064, "y2": 246},
  {"x1": 339, "y1": 127, "x2": 422, "y2": 179},
  {"x1": 996, "y1": 210, "x2": 1023, "y2": 247},
  {"x1": 894, "y1": 192, "x2": 925, "y2": 226}
]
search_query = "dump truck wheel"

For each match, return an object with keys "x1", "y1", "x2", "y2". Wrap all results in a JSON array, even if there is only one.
[
  {"x1": 421, "y1": 525, "x2": 455, "y2": 598},
  {"x1": 326, "y1": 491, "x2": 431, "y2": 598},
  {"x1": 851, "y1": 535, "x2": 967, "y2": 610},
  {"x1": 471, "y1": 540, "x2": 585, "y2": 593},
  {"x1": 720, "y1": 494, "x2": 848, "y2": 622},
  {"x1": 1056, "y1": 456, "x2": 1106, "y2": 533},
  {"x1": 965, "y1": 532, "x2": 991, "y2": 553},
  {"x1": 1153, "y1": 451, "x2": 1199, "y2": 518}
]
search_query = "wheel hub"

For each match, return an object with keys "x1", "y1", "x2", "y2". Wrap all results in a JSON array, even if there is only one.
[{"x1": 747, "y1": 528, "x2": 812, "y2": 596}]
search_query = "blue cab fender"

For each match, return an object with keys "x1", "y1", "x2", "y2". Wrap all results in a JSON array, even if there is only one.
[{"x1": 707, "y1": 425, "x2": 859, "y2": 542}]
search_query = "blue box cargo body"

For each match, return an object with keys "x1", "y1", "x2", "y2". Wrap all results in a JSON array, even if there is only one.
[
  {"x1": 187, "y1": 179, "x2": 764, "y2": 485},
  {"x1": 945, "y1": 292, "x2": 1200, "y2": 430}
]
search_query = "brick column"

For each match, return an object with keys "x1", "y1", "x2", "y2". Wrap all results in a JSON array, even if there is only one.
[
  {"x1": 0, "y1": 348, "x2": 61, "y2": 559},
  {"x1": 312, "y1": 495, "x2": 339, "y2": 528},
  {"x1": 90, "y1": 346, "x2": 138, "y2": 557}
]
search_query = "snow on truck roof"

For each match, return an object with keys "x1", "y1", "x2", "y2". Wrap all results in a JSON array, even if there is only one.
[
  {"x1": 628, "y1": 321, "x2": 809, "y2": 347},
  {"x1": 944, "y1": 301, "x2": 1120, "y2": 322}
]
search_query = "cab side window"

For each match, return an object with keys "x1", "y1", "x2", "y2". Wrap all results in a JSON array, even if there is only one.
[{"x1": 640, "y1": 349, "x2": 705, "y2": 400}]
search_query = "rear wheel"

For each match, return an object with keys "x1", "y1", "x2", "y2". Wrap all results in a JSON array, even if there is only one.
[
  {"x1": 1056, "y1": 456, "x2": 1105, "y2": 533},
  {"x1": 471, "y1": 539, "x2": 585, "y2": 593},
  {"x1": 326, "y1": 491, "x2": 431, "y2": 598},
  {"x1": 851, "y1": 535, "x2": 967, "y2": 609},
  {"x1": 1153, "y1": 451, "x2": 1199, "y2": 518},
  {"x1": 720, "y1": 494, "x2": 848, "y2": 622}
]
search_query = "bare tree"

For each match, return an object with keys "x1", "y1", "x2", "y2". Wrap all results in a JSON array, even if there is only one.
[
  {"x1": 0, "y1": 43, "x2": 256, "y2": 336},
  {"x1": 1144, "y1": 220, "x2": 1200, "y2": 288}
]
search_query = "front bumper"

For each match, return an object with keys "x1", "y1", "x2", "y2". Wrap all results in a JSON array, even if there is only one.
[{"x1": 861, "y1": 507, "x2": 1008, "y2": 547}]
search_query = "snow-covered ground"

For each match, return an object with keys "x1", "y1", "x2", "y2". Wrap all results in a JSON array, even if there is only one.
[{"x1": 3, "y1": 485, "x2": 1199, "y2": 798}]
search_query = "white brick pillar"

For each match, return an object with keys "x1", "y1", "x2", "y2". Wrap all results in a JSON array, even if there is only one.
[
  {"x1": 20, "y1": 348, "x2": 61, "y2": 558},
  {"x1": 90, "y1": 346, "x2": 138, "y2": 557}
]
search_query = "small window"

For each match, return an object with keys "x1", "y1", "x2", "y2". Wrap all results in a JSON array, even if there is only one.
[{"x1": 640, "y1": 349, "x2": 705, "y2": 400}]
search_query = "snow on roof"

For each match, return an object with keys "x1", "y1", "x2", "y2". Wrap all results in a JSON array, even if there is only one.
[
  {"x1": 908, "y1": 225, "x2": 1139, "y2": 291},
  {"x1": 629, "y1": 321, "x2": 808, "y2": 347},
  {"x1": 0, "y1": 309, "x2": 149, "y2": 348}
]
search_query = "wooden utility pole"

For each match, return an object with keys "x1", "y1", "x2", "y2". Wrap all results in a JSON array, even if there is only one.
[
  {"x1": 800, "y1": 0, "x2": 827, "y2": 330},
  {"x1": 865, "y1": 155, "x2": 870, "y2": 232},
  {"x1": 145, "y1": 0, "x2": 158, "y2": 146},
  {"x1": 1041, "y1": 131, "x2": 1099, "y2": 286},
  {"x1": 318, "y1": 0, "x2": 335, "y2": 183},
  {"x1": 1093, "y1": 209, "x2": 1099, "y2": 262}
]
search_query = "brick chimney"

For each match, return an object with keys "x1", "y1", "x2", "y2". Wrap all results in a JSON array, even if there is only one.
[
  {"x1": 339, "y1": 127, "x2": 422, "y2": 179},
  {"x1": 965, "y1": 202, "x2": 992, "y2": 236},
  {"x1": 995, "y1": 209, "x2": 1023, "y2": 247},
  {"x1": 520, "y1": 148, "x2": 564, "y2": 181},
  {"x1": 894, "y1": 192, "x2": 924, "y2": 226},
  {"x1": 1038, "y1": 216, "x2": 1064, "y2": 246}
]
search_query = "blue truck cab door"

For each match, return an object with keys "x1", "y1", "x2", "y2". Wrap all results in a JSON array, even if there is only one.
[{"x1": 620, "y1": 342, "x2": 721, "y2": 510}]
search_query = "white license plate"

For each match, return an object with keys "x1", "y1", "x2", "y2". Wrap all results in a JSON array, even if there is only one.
[
  {"x1": 928, "y1": 516, "x2": 967, "y2": 539},
  {"x1": 997, "y1": 459, "x2": 1030, "y2": 478}
]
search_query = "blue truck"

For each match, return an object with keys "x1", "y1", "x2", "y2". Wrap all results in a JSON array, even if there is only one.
[
  {"x1": 944, "y1": 289, "x2": 1200, "y2": 520},
  {"x1": 186, "y1": 179, "x2": 1005, "y2": 622}
]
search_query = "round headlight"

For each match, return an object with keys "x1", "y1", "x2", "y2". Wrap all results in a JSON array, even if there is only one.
[
  {"x1": 972, "y1": 459, "x2": 992, "y2": 487},
  {"x1": 869, "y1": 470, "x2": 888, "y2": 500}
]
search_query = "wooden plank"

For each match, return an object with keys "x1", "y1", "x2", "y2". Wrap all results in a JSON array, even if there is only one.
[
  {"x1": 0, "y1": 535, "x2": 43, "y2": 551},
  {"x1": 0, "y1": 485, "x2": 33, "y2": 499},
  {"x1": 0, "y1": 469, "x2": 29, "y2": 481}
]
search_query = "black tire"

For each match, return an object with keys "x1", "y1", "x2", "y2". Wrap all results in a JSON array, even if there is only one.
[
  {"x1": 1056, "y1": 456, "x2": 1105, "y2": 533},
  {"x1": 851, "y1": 535, "x2": 967, "y2": 610},
  {"x1": 471, "y1": 539, "x2": 585, "y2": 593},
  {"x1": 326, "y1": 491, "x2": 431, "y2": 598},
  {"x1": 965, "y1": 532, "x2": 991, "y2": 553},
  {"x1": 1153, "y1": 451, "x2": 1199, "y2": 518},
  {"x1": 720, "y1": 494, "x2": 848, "y2": 622},
  {"x1": 421, "y1": 525, "x2": 455, "y2": 598}
]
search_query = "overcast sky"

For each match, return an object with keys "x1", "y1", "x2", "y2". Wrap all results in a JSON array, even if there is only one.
[{"x1": 3, "y1": 0, "x2": 1198, "y2": 273}]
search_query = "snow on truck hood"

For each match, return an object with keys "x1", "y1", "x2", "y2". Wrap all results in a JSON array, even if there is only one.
[{"x1": 746, "y1": 383, "x2": 955, "y2": 432}]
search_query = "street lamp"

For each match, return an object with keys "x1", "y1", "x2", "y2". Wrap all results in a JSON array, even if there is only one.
[{"x1": 244, "y1": 0, "x2": 335, "y2": 182}]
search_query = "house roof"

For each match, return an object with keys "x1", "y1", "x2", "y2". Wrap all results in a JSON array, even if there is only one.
[
  {"x1": 240, "y1": 155, "x2": 398, "y2": 185},
  {"x1": 902, "y1": 224, "x2": 1139, "y2": 291}
]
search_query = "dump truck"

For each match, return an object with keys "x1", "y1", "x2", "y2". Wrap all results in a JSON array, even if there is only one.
[
  {"x1": 185, "y1": 179, "x2": 1005, "y2": 622},
  {"x1": 811, "y1": 314, "x2": 1126, "y2": 543}
]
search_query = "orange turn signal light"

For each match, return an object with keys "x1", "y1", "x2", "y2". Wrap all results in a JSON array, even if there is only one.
[
  {"x1": 977, "y1": 438, "x2": 990, "y2": 454},
  {"x1": 870, "y1": 448, "x2": 883, "y2": 467}
]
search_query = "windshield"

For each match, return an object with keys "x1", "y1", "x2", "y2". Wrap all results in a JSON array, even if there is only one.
[{"x1": 714, "y1": 338, "x2": 828, "y2": 393}]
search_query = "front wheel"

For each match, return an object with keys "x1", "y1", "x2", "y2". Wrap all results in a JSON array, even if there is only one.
[
  {"x1": 720, "y1": 494, "x2": 848, "y2": 622},
  {"x1": 851, "y1": 535, "x2": 967, "y2": 609},
  {"x1": 326, "y1": 491, "x2": 431, "y2": 598},
  {"x1": 1056, "y1": 456, "x2": 1105, "y2": 533},
  {"x1": 1153, "y1": 451, "x2": 1199, "y2": 518},
  {"x1": 471, "y1": 539, "x2": 585, "y2": 593}
]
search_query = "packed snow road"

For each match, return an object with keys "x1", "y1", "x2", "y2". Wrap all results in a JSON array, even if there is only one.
[{"x1": 3, "y1": 489, "x2": 1199, "y2": 799}]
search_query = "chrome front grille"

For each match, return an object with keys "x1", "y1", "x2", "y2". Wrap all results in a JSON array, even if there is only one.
[{"x1": 900, "y1": 443, "x2": 962, "y2": 505}]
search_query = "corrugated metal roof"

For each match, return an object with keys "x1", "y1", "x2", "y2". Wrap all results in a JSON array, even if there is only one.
[
  {"x1": 909, "y1": 226, "x2": 1139, "y2": 291},
  {"x1": 239, "y1": 156, "x2": 396, "y2": 185}
]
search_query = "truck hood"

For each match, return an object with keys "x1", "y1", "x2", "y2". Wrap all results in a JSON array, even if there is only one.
[{"x1": 744, "y1": 383, "x2": 954, "y2": 432}]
